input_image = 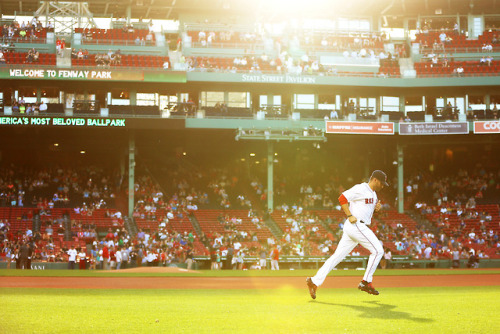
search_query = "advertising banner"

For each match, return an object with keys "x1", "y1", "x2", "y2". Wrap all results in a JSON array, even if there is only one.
[
  {"x1": 399, "y1": 122, "x2": 468, "y2": 135},
  {"x1": 325, "y1": 121, "x2": 394, "y2": 134},
  {"x1": 473, "y1": 121, "x2": 500, "y2": 134}
]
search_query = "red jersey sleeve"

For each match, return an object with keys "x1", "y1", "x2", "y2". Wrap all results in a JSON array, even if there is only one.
[{"x1": 338, "y1": 194, "x2": 348, "y2": 205}]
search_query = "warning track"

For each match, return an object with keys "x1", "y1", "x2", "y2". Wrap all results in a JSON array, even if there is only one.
[{"x1": 1, "y1": 274, "x2": 498, "y2": 290}]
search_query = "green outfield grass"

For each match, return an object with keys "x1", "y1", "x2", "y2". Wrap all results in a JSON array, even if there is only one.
[
  {"x1": 1, "y1": 268, "x2": 500, "y2": 277},
  {"x1": 1, "y1": 286, "x2": 499, "y2": 333}
]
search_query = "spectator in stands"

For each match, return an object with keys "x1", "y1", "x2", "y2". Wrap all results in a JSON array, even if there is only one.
[
  {"x1": 83, "y1": 49, "x2": 89, "y2": 60},
  {"x1": 39, "y1": 101, "x2": 48, "y2": 113},
  {"x1": 114, "y1": 49, "x2": 121, "y2": 64},
  {"x1": 482, "y1": 44, "x2": 493, "y2": 52},
  {"x1": 71, "y1": 48, "x2": 77, "y2": 59},
  {"x1": 12, "y1": 101, "x2": 19, "y2": 112},
  {"x1": 486, "y1": 56, "x2": 493, "y2": 66},
  {"x1": 19, "y1": 28, "x2": 28, "y2": 40},
  {"x1": 26, "y1": 49, "x2": 34, "y2": 63},
  {"x1": 77, "y1": 49, "x2": 84, "y2": 59}
]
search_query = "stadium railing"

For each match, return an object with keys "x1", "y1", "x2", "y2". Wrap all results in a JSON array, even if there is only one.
[{"x1": 80, "y1": 39, "x2": 156, "y2": 46}]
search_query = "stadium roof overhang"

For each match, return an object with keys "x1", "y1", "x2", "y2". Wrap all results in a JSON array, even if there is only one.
[{"x1": 0, "y1": 0, "x2": 498, "y2": 21}]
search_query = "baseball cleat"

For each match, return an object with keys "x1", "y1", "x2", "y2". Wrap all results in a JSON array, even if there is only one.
[
  {"x1": 306, "y1": 277, "x2": 317, "y2": 299},
  {"x1": 358, "y1": 280, "x2": 379, "y2": 295}
]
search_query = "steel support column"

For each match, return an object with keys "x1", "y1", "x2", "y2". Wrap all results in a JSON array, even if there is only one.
[
  {"x1": 267, "y1": 141, "x2": 274, "y2": 213},
  {"x1": 35, "y1": 1, "x2": 96, "y2": 34},
  {"x1": 128, "y1": 132, "x2": 135, "y2": 217},
  {"x1": 397, "y1": 143, "x2": 404, "y2": 213}
]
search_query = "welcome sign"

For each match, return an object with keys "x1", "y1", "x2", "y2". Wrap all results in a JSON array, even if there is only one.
[{"x1": 0, "y1": 68, "x2": 186, "y2": 83}]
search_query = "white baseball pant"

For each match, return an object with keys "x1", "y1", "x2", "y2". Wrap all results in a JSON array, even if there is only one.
[{"x1": 311, "y1": 220, "x2": 383, "y2": 286}]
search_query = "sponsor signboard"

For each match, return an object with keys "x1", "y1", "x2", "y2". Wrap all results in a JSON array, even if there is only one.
[
  {"x1": 325, "y1": 121, "x2": 394, "y2": 134},
  {"x1": 474, "y1": 121, "x2": 500, "y2": 134},
  {"x1": 399, "y1": 122, "x2": 468, "y2": 135}
]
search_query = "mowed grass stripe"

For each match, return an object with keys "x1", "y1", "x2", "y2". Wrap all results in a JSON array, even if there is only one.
[
  {"x1": 1, "y1": 268, "x2": 500, "y2": 277},
  {"x1": 1, "y1": 286, "x2": 499, "y2": 334}
]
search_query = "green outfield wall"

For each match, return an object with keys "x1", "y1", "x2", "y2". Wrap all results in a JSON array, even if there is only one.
[{"x1": 1, "y1": 258, "x2": 498, "y2": 270}]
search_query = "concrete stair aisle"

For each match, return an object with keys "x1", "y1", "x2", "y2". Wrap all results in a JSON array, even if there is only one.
[
  {"x1": 124, "y1": 216, "x2": 138, "y2": 237},
  {"x1": 32, "y1": 212, "x2": 41, "y2": 233},
  {"x1": 399, "y1": 58, "x2": 416, "y2": 78},
  {"x1": 188, "y1": 213, "x2": 203, "y2": 237},
  {"x1": 63, "y1": 212, "x2": 72, "y2": 241},
  {"x1": 264, "y1": 214, "x2": 283, "y2": 239},
  {"x1": 56, "y1": 48, "x2": 72, "y2": 68},
  {"x1": 318, "y1": 218, "x2": 335, "y2": 235}
]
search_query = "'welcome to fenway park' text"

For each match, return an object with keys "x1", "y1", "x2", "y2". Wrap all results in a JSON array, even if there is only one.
[{"x1": 9, "y1": 69, "x2": 112, "y2": 79}]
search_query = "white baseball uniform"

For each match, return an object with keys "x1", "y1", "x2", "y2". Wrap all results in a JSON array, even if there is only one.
[{"x1": 311, "y1": 182, "x2": 383, "y2": 286}]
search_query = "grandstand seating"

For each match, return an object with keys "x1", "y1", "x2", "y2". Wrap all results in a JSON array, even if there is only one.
[
  {"x1": 2, "y1": 52, "x2": 56, "y2": 65},
  {"x1": 0, "y1": 207, "x2": 123, "y2": 235},
  {"x1": 0, "y1": 27, "x2": 47, "y2": 41},
  {"x1": 424, "y1": 204, "x2": 500, "y2": 258},
  {"x1": 382, "y1": 210, "x2": 418, "y2": 231},
  {"x1": 72, "y1": 54, "x2": 170, "y2": 68},
  {"x1": 186, "y1": 30, "x2": 260, "y2": 45},
  {"x1": 189, "y1": 56, "x2": 401, "y2": 77},
  {"x1": 415, "y1": 60, "x2": 500, "y2": 76},
  {"x1": 270, "y1": 210, "x2": 331, "y2": 256},
  {"x1": 133, "y1": 209, "x2": 209, "y2": 256},
  {"x1": 194, "y1": 209, "x2": 273, "y2": 242},
  {"x1": 416, "y1": 31, "x2": 500, "y2": 52},
  {"x1": 75, "y1": 28, "x2": 155, "y2": 45},
  {"x1": 300, "y1": 34, "x2": 385, "y2": 52},
  {"x1": 190, "y1": 56, "x2": 274, "y2": 71}
]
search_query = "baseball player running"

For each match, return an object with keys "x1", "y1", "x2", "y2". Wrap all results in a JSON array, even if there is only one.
[{"x1": 307, "y1": 170, "x2": 389, "y2": 298}]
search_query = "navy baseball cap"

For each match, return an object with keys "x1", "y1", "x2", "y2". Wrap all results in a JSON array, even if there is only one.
[{"x1": 371, "y1": 170, "x2": 389, "y2": 186}]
